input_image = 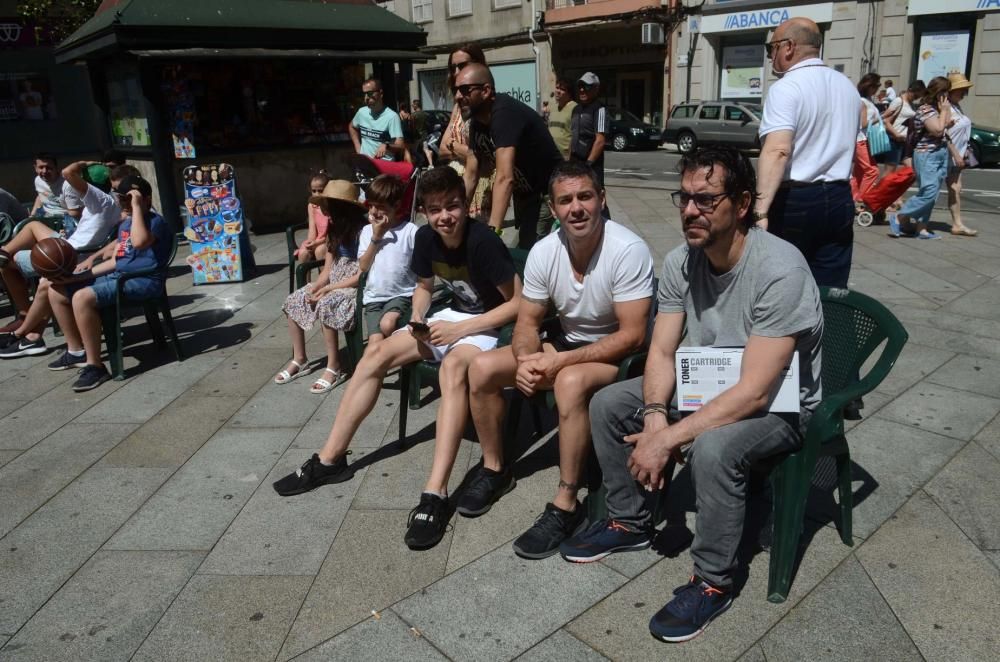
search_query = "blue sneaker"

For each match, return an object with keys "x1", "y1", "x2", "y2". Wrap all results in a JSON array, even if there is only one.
[
  {"x1": 917, "y1": 231, "x2": 940, "y2": 240},
  {"x1": 887, "y1": 212, "x2": 902, "y2": 238},
  {"x1": 649, "y1": 576, "x2": 733, "y2": 643},
  {"x1": 559, "y1": 519, "x2": 652, "y2": 563}
]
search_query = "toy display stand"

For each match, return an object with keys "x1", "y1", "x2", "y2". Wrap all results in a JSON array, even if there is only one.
[{"x1": 181, "y1": 163, "x2": 254, "y2": 284}]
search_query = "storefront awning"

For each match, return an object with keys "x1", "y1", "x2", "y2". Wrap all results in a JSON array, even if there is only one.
[{"x1": 129, "y1": 48, "x2": 429, "y2": 62}]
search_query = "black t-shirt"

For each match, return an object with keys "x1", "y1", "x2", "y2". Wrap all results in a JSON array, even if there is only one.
[
  {"x1": 410, "y1": 220, "x2": 515, "y2": 314},
  {"x1": 469, "y1": 94, "x2": 563, "y2": 196},
  {"x1": 571, "y1": 101, "x2": 607, "y2": 162}
]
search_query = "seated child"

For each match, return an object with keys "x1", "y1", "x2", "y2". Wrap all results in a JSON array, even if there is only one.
[
  {"x1": 47, "y1": 175, "x2": 172, "y2": 391},
  {"x1": 294, "y1": 172, "x2": 332, "y2": 266},
  {"x1": 357, "y1": 174, "x2": 418, "y2": 346},
  {"x1": 274, "y1": 180, "x2": 367, "y2": 394}
]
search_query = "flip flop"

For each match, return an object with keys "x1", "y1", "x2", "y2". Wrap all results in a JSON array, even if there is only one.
[
  {"x1": 274, "y1": 358, "x2": 311, "y2": 384},
  {"x1": 951, "y1": 227, "x2": 978, "y2": 237},
  {"x1": 310, "y1": 368, "x2": 348, "y2": 394}
]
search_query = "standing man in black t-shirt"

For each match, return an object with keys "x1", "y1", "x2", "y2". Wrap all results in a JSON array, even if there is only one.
[
  {"x1": 570, "y1": 72, "x2": 608, "y2": 189},
  {"x1": 273, "y1": 166, "x2": 521, "y2": 552},
  {"x1": 456, "y1": 63, "x2": 563, "y2": 249}
]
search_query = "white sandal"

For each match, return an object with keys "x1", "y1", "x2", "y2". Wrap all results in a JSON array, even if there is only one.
[
  {"x1": 274, "y1": 359, "x2": 311, "y2": 384},
  {"x1": 310, "y1": 367, "x2": 348, "y2": 394}
]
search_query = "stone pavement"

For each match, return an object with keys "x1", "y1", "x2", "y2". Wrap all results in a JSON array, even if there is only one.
[{"x1": 1, "y1": 188, "x2": 999, "y2": 661}]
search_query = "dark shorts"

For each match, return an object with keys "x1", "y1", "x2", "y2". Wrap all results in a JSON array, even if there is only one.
[{"x1": 363, "y1": 296, "x2": 411, "y2": 337}]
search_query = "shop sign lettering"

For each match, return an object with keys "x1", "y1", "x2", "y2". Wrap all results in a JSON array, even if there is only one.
[
  {"x1": 978, "y1": 0, "x2": 1000, "y2": 8},
  {"x1": 724, "y1": 9, "x2": 790, "y2": 30}
]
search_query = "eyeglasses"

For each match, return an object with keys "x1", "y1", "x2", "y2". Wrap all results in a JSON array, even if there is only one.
[
  {"x1": 670, "y1": 190, "x2": 729, "y2": 212},
  {"x1": 454, "y1": 83, "x2": 486, "y2": 96},
  {"x1": 362, "y1": 89, "x2": 379, "y2": 97},
  {"x1": 765, "y1": 38, "x2": 792, "y2": 59}
]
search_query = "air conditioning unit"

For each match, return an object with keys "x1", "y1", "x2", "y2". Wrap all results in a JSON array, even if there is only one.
[{"x1": 642, "y1": 23, "x2": 665, "y2": 45}]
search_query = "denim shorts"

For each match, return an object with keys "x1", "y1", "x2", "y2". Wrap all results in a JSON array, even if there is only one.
[{"x1": 75, "y1": 272, "x2": 163, "y2": 308}]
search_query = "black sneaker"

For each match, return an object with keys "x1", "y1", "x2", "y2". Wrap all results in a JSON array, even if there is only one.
[
  {"x1": 456, "y1": 464, "x2": 515, "y2": 517},
  {"x1": 560, "y1": 519, "x2": 652, "y2": 563},
  {"x1": 272, "y1": 453, "x2": 353, "y2": 496},
  {"x1": 72, "y1": 364, "x2": 111, "y2": 392},
  {"x1": 512, "y1": 501, "x2": 586, "y2": 559},
  {"x1": 0, "y1": 336, "x2": 46, "y2": 358},
  {"x1": 404, "y1": 493, "x2": 450, "y2": 550},
  {"x1": 48, "y1": 350, "x2": 88, "y2": 371},
  {"x1": 649, "y1": 576, "x2": 733, "y2": 643}
]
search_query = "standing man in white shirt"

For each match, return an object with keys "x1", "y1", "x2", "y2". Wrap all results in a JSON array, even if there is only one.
[{"x1": 753, "y1": 17, "x2": 859, "y2": 288}]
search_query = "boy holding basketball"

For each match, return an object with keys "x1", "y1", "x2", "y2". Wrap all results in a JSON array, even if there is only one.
[{"x1": 48, "y1": 175, "x2": 172, "y2": 391}]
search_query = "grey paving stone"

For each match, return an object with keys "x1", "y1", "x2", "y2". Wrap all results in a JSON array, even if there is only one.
[
  {"x1": 925, "y1": 354, "x2": 1000, "y2": 397},
  {"x1": 105, "y1": 427, "x2": 297, "y2": 551},
  {"x1": 941, "y1": 282, "x2": 1000, "y2": 320},
  {"x1": 817, "y1": 416, "x2": 967, "y2": 540},
  {"x1": 902, "y1": 321, "x2": 1000, "y2": 361},
  {"x1": 0, "y1": 551, "x2": 203, "y2": 662},
  {"x1": 567, "y1": 524, "x2": 854, "y2": 662},
  {"x1": 879, "y1": 381, "x2": 1000, "y2": 441},
  {"x1": 0, "y1": 450, "x2": 20, "y2": 468},
  {"x1": 291, "y1": 377, "x2": 405, "y2": 450},
  {"x1": 0, "y1": 380, "x2": 127, "y2": 450},
  {"x1": 925, "y1": 441, "x2": 1000, "y2": 550},
  {"x1": 848, "y1": 269, "x2": 924, "y2": 300},
  {"x1": 352, "y1": 432, "x2": 474, "y2": 510},
  {"x1": 0, "y1": 467, "x2": 170, "y2": 633},
  {"x1": 99, "y1": 393, "x2": 246, "y2": 468},
  {"x1": 0, "y1": 423, "x2": 139, "y2": 538},
  {"x1": 3, "y1": 363, "x2": 76, "y2": 402},
  {"x1": 760, "y1": 555, "x2": 921, "y2": 662},
  {"x1": 227, "y1": 379, "x2": 324, "y2": 428},
  {"x1": 132, "y1": 575, "x2": 311, "y2": 662},
  {"x1": 865, "y1": 342, "x2": 954, "y2": 397},
  {"x1": 278, "y1": 508, "x2": 452, "y2": 660},
  {"x1": 288, "y1": 610, "x2": 447, "y2": 662},
  {"x1": 394, "y1": 544, "x2": 627, "y2": 661},
  {"x1": 975, "y1": 412, "x2": 1000, "y2": 461},
  {"x1": 734, "y1": 645, "x2": 767, "y2": 662},
  {"x1": 892, "y1": 306, "x2": 1000, "y2": 341},
  {"x1": 856, "y1": 491, "x2": 1000, "y2": 661},
  {"x1": 865, "y1": 259, "x2": 970, "y2": 293},
  {"x1": 515, "y1": 629, "x2": 610, "y2": 661},
  {"x1": 0, "y1": 398, "x2": 27, "y2": 422},
  {"x1": 198, "y1": 447, "x2": 364, "y2": 576},
  {"x1": 189, "y1": 347, "x2": 288, "y2": 397}
]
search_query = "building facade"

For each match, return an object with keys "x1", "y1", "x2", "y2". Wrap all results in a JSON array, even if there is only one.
[{"x1": 672, "y1": 0, "x2": 1000, "y2": 126}]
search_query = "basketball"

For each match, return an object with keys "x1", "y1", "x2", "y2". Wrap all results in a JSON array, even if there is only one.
[{"x1": 30, "y1": 237, "x2": 78, "y2": 280}]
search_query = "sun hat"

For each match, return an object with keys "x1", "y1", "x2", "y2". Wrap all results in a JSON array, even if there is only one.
[
  {"x1": 947, "y1": 71, "x2": 973, "y2": 91},
  {"x1": 309, "y1": 179, "x2": 366, "y2": 215}
]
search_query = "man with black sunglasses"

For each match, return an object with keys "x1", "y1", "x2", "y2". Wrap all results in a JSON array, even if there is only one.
[
  {"x1": 570, "y1": 72, "x2": 608, "y2": 189},
  {"x1": 349, "y1": 78, "x2": 405, "y2": 162},
  {"x1": 570, "y1": 146, "x2": 822, "y2": 643},
  {"x1": 754, "y1": 17, "x2": 859, "y2": 289},
  {"x1": 455, "y1": 63, "x2": 563, "y2": 249}
]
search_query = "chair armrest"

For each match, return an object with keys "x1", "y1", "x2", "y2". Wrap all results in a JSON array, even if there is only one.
[
  {"x1": 286, "y1": 222, "x2": 309, "y2": 256},
  {"x1": 617, "y1": 351, "x2": 647, "y2": 381},
  {"x1": 295, "y1": 259, "x2": 325, "y2": 289}
]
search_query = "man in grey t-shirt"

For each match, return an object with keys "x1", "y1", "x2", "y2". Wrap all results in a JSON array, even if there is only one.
[{"x1": 560, "y1": 147, "x2": 822, "y2": 643}]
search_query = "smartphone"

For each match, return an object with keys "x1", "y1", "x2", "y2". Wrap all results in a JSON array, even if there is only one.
[{"x1": 410, "y1": 321, "x2": 430, "y2": 333}]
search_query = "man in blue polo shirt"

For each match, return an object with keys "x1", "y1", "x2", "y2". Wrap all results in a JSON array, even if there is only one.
[{"x1": 349, "y1": 78, "x2": 405, "y2": 161}]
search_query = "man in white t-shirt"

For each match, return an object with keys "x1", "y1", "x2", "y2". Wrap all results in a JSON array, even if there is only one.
[
  {"x1": 349, "y1": 78, "x2": 405, "y2": 161},
  {"x1": 464, "y1": 160, "x2": 654, "y2": 560},
  {"x1": 754, "y1": 17, "x2": 858, "y2": 289},
  {"x1": 30, "y1": 153, "x2": 77, "y2": 221},
  {"x1": 0, "y1": 162, "x2": 128, "y2": 358}
]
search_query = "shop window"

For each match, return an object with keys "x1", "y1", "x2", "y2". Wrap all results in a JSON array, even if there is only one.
[
  {"x1": 106, "y1": 63, "x2": 150, "y2": 148},
  {"x1": 725, "y1": 106, "x2": 749, "y2": 122},
  {"x1": 699, "y1": 105, "x2": 720, "y2": 120},
  {"x1": 0, "y1": 71, "x2": 56, "y2": 121},
  {"x1": 412, "y1": 0, "x2": 433, "y2": 22},
  {"x1": 159, "y1": 60, "x2": 366, "y2": 154},
  {"x1": 448, "y1": 0, "x2": 472, "y2": 17},
  {"x1": 494, "y1": 0, "x2": 521, "y2": 9}
]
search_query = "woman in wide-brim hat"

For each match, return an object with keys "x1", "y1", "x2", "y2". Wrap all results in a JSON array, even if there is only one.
[
  {"x1": 944, "y1": 71, "x2": 978, "y2": 236},
  {"x1": 276, "y1": 179, "x2": 368, "y2": 394}
]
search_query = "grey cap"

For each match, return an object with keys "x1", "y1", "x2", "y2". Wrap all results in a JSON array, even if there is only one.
[{"x1": 578, "y1": 72, "x2": 600, "y2": 86}]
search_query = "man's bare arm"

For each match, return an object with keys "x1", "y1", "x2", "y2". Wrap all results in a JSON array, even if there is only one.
[
  {"x1": 487, "y1": 147, "x2": 516, "y2": 232},
  {"x1": 510, "y1": 297, "x2": 546, "y2": 359},
  {"x1": 754, "y1": 130, "x2": 794, "y2": 225},
  {"x1": 348, "y1": 123, "x2": 362, "y2": 154},
  {"x1": 549, "y1": 297, "x2": 650, "y2": 370},
  {"x1": 463, "y1": 150, "x2": 480, "y2": 204}
]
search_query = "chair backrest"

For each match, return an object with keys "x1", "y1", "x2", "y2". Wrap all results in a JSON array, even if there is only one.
[
  {"x1": 819, "y1": 287, "x2": 908, "y2": 396},
  {"x1": 509, "y1": 247, "x2": 530, "y2": 278}
]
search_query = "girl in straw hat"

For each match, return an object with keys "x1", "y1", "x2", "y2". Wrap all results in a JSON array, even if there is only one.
[{"x1": 275, "y1": 180, "x2": 367, "y2": 393}]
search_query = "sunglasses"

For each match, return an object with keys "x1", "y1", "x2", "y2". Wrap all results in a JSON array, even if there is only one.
[
  {"x1": 362, "y1": 89, "x2": 379, "y2": 97},
  {"x1": 454, "y1": 83, "x2": 486, "y2": 96},
  {"x1": 765, "y1": 38, "x2": 792, "y2": 59},
  {"x1": 670, "y1": 190, "x2": 729, "y2": 212}
]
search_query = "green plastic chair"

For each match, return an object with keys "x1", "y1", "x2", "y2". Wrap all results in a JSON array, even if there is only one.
[
  {"x1": 397, "y1": 247, "x2": 530, "y2": 441},
  {"x1": 99, "y1": 233, "x2": 184, "y2": 380},
  {"x1": 766, "y1": 286, "x2": 908, "y2": 602},
  {"x1": 0, "y1": 212, "x2": 14, "y2": 244},
  {"x1": 286, "y1": 223, "x2": 322, "y2": 294}
]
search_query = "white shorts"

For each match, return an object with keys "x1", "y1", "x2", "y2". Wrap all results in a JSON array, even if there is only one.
[{"x1": 394, "y1": 307, "x2": 500, "y2": 363}]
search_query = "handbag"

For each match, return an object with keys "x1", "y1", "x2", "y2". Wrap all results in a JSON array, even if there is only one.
[{"x1": 867, "y1": 112, "x2": 891, "y2": 156}]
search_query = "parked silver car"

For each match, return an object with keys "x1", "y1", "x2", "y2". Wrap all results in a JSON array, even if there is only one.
[{"x1": 662, "y1": 101, "x2": 763, "y2": 154}]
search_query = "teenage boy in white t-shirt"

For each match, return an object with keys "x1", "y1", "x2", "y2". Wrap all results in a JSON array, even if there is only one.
[
  {"x1": 357, "y1": 175, "x2": 418, "y2": 344},
  {"x1": 465, "y1": 160, "x2": 654, "y2": 559}
]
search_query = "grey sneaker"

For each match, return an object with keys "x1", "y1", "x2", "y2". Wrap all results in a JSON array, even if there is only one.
[{"x1": 48, "y1": 350, "x2": 88, "y2": 371}]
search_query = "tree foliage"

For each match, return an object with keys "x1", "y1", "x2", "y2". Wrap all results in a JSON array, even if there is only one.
[{"x1": 17, "y1": 0, "x2": 103, "y2": 43}]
